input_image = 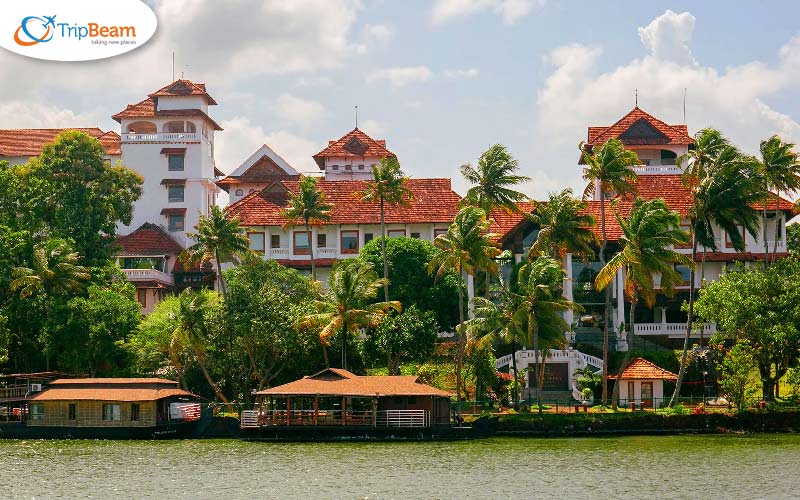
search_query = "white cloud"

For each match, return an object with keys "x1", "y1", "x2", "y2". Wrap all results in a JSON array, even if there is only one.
[
  {"x1": 535, "y1": 9, "x2": 800, "y2": 178},
  {"x1": 366, "y1": 66, "x2": 434, "y2": 87},
  {"x1": 0, "y1": 101, "x2": 103, "y2": 129},
  {"x1": 637, "y1": 9, "x2": 697, "y2": 66},
  {"x1": 443, "y1": 68, "x2": 480, "y2": 79},
  {"x1": 359, "y1": 119, "x2": 386, "y2": 137},
  {"x1": 432, "y1": 0, "x2": 544, "y2": 25},
  {"x1": 273, "y1": 94, "x2": 327, "y2": 129},
  {"x1": 363, "y1": 24, "x2": 394, "y2": 44}
]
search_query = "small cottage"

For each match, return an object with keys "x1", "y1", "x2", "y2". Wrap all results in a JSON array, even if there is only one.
[{"x1": 609, "y1": 358, "x2": 678, "y2": 409}]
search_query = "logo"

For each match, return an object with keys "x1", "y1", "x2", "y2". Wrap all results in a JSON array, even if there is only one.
[
  {"x1": 0, "y1": 1, "x2": 157, "y2": 62},
  {"x1": 14, "y1": 16, "x2": 56, "y2": 46}
]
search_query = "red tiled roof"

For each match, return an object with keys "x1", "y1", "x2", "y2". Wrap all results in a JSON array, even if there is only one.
[
  {"x1": 227, "y1": 178, "x2": 461, "y2": 227},
  {"x1": 487, "y1": 202, "x2": 535, "y2": 240},
  {"x1": 313, "y1": 128, "x2": 395, "y2": 168},
  {"x1": 586, "y1": 107, "x2": 692, "y2": 146},
  {"x1": 257, "y1": 368, "x2": 451, "y2": 397},
  {"x1": 32, "y1": 378, "x2": 195, "y2": 402},
  {"x1": 609, "y1": 358, "x2": 678, "y2": 381},
  {"x1": 114, "y1": 222, "x2": 183, "y2": 255},
  {"x1": 111, "y1": 97, "x2": 223, "y2": 130},
  {"x1": 148, "y1": 79, "x2": 218, "y2": 105},
  {"x1": 0, "y1": 128, "x2": 121, "y2": 157}
]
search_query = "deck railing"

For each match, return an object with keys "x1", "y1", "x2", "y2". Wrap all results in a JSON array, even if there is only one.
[
  {"x1": 0, "y1": 386, "x2": 27, "y2": 400},
  {"x1": 121, "y1": 132, "x2": 200, "y2": 143},
  {"x1": 240, "y1": 409, "x2": 431, "y2": 429}
]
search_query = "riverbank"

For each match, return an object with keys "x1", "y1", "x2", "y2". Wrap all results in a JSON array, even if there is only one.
[{"x1": 494, "y1": 410, "x2": 800, "y2": 436}]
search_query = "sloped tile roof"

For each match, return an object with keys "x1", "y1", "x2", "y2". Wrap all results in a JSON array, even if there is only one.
[
  {"x1": 609, "y1": 357, "x2": 678, "y2": 380},
  {"x1": 148, "y1": 79, "x2": 218, "y2": 105},
  {"x1": 257, "y1": 368, "x2": 451, "y2": 397},
  {"x1": 32, "y1": 378, "x2": 195, "y2": 402},
  {"x1": 111, "y1": 97, "x2": 223, "y2": 130},
  {"x1": 114, "y1": 222, "x2": 183, "y2": 255},
  {"x1": 313, "y1": 128, "x2": 395, "y2": 168},
  {"x1": 227, "y1": 178, "x2": 461, "y2": 226},
  {"x1": 0, "y1": 128, "x2": 121, "y2": 157},
  {"x1": 586, "y1": 107, "x2": 692, "y2": 146},
  {"x1": 487, "y1": 202, "x2": 535, "y2": 239}
]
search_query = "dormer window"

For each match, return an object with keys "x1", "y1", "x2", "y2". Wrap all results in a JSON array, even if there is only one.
[{"x1": 344, "y1": 137, "x2": 368, "y2": 156}]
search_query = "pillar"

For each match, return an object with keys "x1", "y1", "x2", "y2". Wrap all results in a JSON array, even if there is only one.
[
  {"x1": 313, "y1": 397, "x2": 319, "y2": 426},
  {"x1": 563, "y1": 253, "x2": 574, "y2": 328},
  {"x1": 341, "y1": 397, "x2": 346, "y2": 426},
  {"x1": 286, "y1": 398, "x2": 292, "y2": 426},
  {"x1": 371, "y1": 398, "x2": 377, "y2": 427}
]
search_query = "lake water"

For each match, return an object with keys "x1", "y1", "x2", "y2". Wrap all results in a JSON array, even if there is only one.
[{"x1": 1, "y1": 434, "x2": 798, "y2": 499}]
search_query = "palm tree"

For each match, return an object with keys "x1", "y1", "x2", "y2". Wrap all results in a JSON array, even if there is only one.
[
  {"x1": 428, "y1": 206, "x2": 500, "y2": 414},
  {"x1": 515, "y1": 255, "x2": 577, "y2": 413},
  {"x1": 529, "y1": 188, "x2": 597, "y2": 263},
  {"x1": 169, "y1": 289, "x2": 229, "y2": 404},
  {"x1": 581, "y1": 138, "x2": 640, "y2": 405},
  {"x1": 755, "y1": 136, "x2": 800, "y2": 264},
  {"x1": 461, "y1": 144, "x2": 530, "y2": 299},
  {"x1": 297, "y1": 259, "x2": 400, "y2": 370},
  {"x1": 11, "y1": 239, "x2": 90, "y2": 298},
  {"x1": 595, "y1": 198, "x2": 692, "y2": 409},
  {"x1": 181, "y1": 205, "x2": 250, "y2": 301},
  {"x1": 670, "y1": 144, "x2": 762, "y2": 405},
  {"x1": 357, "y1": 157, "x2": 413, "y2": 301},
  {"x1": 282, "y1": 175, "x2": 332, "y2": 281}
]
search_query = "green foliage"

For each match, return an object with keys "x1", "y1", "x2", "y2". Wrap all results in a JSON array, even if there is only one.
[
  {"x1": 529, "y1": 188, "x2": 596, "y2": 261},
  {"x1": 719, "y1": 341, "x2": 756, "y2": 411},
  {"x1": 360, "y1": 236, "x2": 460, "y2": 329},
  {"x1": 0, "y1": 313, "x2": 9, "y2": 365},
  {"x1": 787, "y1": 223, "x2": 800, "y2": 254},
  {"x1": 460, "y1": 144, "x2": 530, "y2": 214},
  {"x1": 127, "y1": 294, "x2": 182, "y2": 376},
  {"x1": 282, "y1": 175, "x2": 332, "y2": 280},
  {"x1": 365, "y1": 305, "x2": 438, "y2": 375},
  {"x1": 695, "y1": 257, "x2": 800, "y2": 400}
]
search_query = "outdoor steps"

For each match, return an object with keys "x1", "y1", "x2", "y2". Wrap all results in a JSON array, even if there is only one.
[{"x1": 522, "y1": 390, "x2": 576, "y2": 406}]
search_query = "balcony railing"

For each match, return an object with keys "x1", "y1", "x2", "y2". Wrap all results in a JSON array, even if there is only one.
[
  {"x1": 121, "y1": 132, "x2": 200, "y2": 143},
  {"x1": 240, "y1": 409, "x2": 431, "y2": 428},
  {"x1": 632, "y1": 165, "x2": 682, "y2": 175},
  {"x1": 269, "y1": 248, "x2": 290, "y2": 258},
  {"x1": 317, "y1": 248, "x2": 338, "y2": 257},
  {"x1": 122, "y1": 268, "x2": 175, "y2": 285},
  {"x1": 634, "y1": 322, "x2": 716, "y2": 338},
  {"x1": 0, "y1": 385, "x2": 27, "y2": 400}
]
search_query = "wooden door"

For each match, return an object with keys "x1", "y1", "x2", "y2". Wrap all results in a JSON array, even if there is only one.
[{"x1": 641, "y1": 381, "x2": 653, "y2": 408}]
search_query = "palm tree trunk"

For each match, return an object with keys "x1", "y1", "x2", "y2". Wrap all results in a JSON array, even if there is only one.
[
  {"x1": 341, "y1": 321, "x2": 347, "y2": 370},
  {"x1": 485, "y1": 270, "x2": 491, "y2": 300},
  {"x1": 762, "y1": 192, "x2": 769, "y2": 266},
  {"x1": 381, "y1": 198, "x2": 389, "y2": 302},
  {"x1": 455, "y1": 268, "x2": 465, "y2": 420},
  {"x1": 671, "y1": 236, "x2": 698, "y2": 407},
  {"x1": 511, "y1": 338, "x2": 519, "y2": 409},
  {"x1": 530, "y1": 311, "x2": 542, "y2": 415},
  {"x1": 215, "y1": 249, "x2": 227, "y2": 301},
  {"x1": 599, "y1": 190, "x2": 610, "y2": 407},
  {"x1": 307, "y1": 222, "x2": 316, "y2": 281},
  {"x1": 772, "y1": 193, "x2": 782, "y2": 262},
  {"x1": 611, "y1": 287, "x2": 636, "y2": 410},
  {"x1": 195, "y1": 348, "x2": 229, "y2": 404},
  {"x1": 322, "y1": 344, "x2": 330, "y2": 368}
]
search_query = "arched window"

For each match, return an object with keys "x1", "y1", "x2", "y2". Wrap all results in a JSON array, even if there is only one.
[
  {"x1": 660, "y1": 149, "x2": 677, "y2": 165},
  {"x1": 234, "y1": 189, "x2": 243, "y2": 196},
  {"x1": 163, "y1": 121, "x2": 197, "y2": 133},
  {"x1": 126, "y1": 121, "x2": 157, "y2": 134}
]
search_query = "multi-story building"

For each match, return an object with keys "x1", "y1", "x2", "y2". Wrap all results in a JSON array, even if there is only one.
[{"x1": 224, "y1": 128, "x2": 460, "y2": 282}]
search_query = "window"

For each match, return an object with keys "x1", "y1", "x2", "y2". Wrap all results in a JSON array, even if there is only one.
[
  {"x1": 725, "y1": 225, "x2": 745, "y2": 249},
  {"x1": 137, "y1": 289, "x2": 147, "y2": 308},
  {"x1": 388, "y1": 229, "x2": 406, "y2": 238},
  {"x1": 317, "y1": 233, "x2": 327, "y2": 248},
  {"x1": 168, "y1": 185, "x2": 185, "y2": 203},
  {"x1": 68, "y1": 403, "x2": 76, "y2": 421},
  {"x1": 270, "y1": 234, "x2": 281, "y2": 249},
  {"x1": 364, "y1": 233, "x2": 374, "y2": 243},
  {"x1": 434, "y1": 229, "x2": 448, "y2": 238},
  {"x1": 131, "y1": 404, "x2": 140, "y2": 422},
  {"x1": 248, "y1": 232, "x2": 265, "y2": 253},
  {"x1": 661, "y1": 149, "x2": 678, "y2": 165},
  {"x1": 294, "y1": 231, "x2": 311, "y2": 255},
  {"x1": 234, "y1": 189, "x2": 243, "y2": 197},
  {"x1": 341, "y1": 231, "x2": 359, "y2": 253},
  {"x1": 677, "y1": 221, "x2": 691, "y2": 248},
  {"x1": 675, "y1": 264, "x2": 691, "y2": 285},
  {"x1": 410, "y1": 232, "x2": 421, "y2": 239},
  {"x1": 168, "y1": 154, "x2": 185, "y2": 171},
  {"x1": 30, "y1": 403, "x2": 44, "y2": 421},
  {"x1": 102, "y1": 404, "x2": 121, "y2": 421},
  {"x1": 120, "y1": 257, "x2": 164, "y2": 271},
  {"x1": 168, "y1": 215, "x2": 185, "y2": 232}
]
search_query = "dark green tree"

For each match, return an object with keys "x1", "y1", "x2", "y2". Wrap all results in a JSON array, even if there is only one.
[
  {"x1": 365, "y1": 305, "x2": 438, "y2": 375},
  {"x1": 282, "y1": 175, "x2": 332, "y2": 281}
]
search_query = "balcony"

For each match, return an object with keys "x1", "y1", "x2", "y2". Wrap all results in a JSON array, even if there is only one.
[
  {"x1": 122, "y1": 268, "x2": 175, "y2": 285},
  {"x1": 634, "y1": 322, "x2": 716, "y2": 338},
  {"x1": 121, "y1": 132, "x2": 200, "y2": 143},
  {"x1": 632, "y1": 165, "x2": 683, "y2": 175}
]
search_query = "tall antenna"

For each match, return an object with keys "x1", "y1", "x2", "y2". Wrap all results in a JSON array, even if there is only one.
[
  {"x1": 635, "y1": 89, "x2": 638, "y2": 107},
  {"x1": 354, "y1": 105, "x2": 358, "y2": 129},
  {"x1": 683, "y1": 87, "x2": 687, "y2": 124},
  {"x1": 172, "y1": 51, "x2": 175, "y2": 81}
]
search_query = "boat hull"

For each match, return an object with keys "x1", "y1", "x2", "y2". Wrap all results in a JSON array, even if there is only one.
[{"x1": 0, "y1": 421, "x2": 199, "y2": 440}]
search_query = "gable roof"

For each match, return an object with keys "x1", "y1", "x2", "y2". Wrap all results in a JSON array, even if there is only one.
[
  {"x1": 114, "y1": 222, "x2": 184, "y2": 256},
  {"x1": 256, "y1": 368, "x2": 451, "y2": 397},
  {"x1": 227, "y1": 178, "x2": 461, "y2": 226},
  {"x1": 148, "y1": 79, "x2": 218, "y2": 105},
  {"x1": 111, "y1": 97, "x2": 223, "y2": 130},
  {"x1": 609, "y1": 358, "x2": 678, "y2": 381},
  {"x1": 586, "y1": 107, "x2": 692, "y2": 147},
  {"x1": 217, "y1": 144, "x2": 300, "y2": 189},
  {"x1": 31, "y1": 378, "x2": 196, "y2": 402},
  {"x1": 313, "y1": 128, "x2": 395, "y2": 168},
  {"x1": 0, "y1": 128, "x2": 121, "y2": 157}
]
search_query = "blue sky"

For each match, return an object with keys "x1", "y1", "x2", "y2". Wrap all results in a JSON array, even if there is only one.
[{"x1": 2, "y1": 0, "x2": 799, "y2": 198}]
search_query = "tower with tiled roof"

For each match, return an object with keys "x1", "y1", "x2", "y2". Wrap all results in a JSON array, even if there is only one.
[{"x1": 313, "y1": 128, "x2": 395, "y2": 180}]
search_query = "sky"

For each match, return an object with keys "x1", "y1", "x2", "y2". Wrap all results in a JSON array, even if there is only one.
[{"x1": 2, "y1": 0, "x2": 800, "y2": 199}]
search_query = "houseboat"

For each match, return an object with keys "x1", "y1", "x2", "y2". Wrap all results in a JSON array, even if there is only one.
[
  {"x1": 0, "y1": 377, "x2": 203, "y2": 439},
  {"x1": 240, "y1": 368, "x2": 495, "y2": 441}
]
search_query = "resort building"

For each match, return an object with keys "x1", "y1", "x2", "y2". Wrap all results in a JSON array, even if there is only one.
[
  {"x1": 225, "y1": 128, "x2": 461, "y2": 282},
  {"x1": 0, "y1": 127, "x2": 121, "y2": 166},
  {"x1": 609, "y1": 357, "x2": 678, "y2": 409}
]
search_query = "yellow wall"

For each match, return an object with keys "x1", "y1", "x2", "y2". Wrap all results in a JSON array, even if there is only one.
[{"x1": 28, "y1": 400, "x2": 158, "y2": 427}]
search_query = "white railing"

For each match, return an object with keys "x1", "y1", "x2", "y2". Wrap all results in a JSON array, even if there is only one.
[
  {"x1": 376, "y1": 410, "x2": 428, "y2": 428},
  {"x1": 496, "y1": 353, "x2": 513, "y2": 369},
  {"x1": 0, "y1": 385, "x2": 27, "y2": 399},
  {"x1": 578, "y1": 352, "x2": 604, "y2": 371},
  {"x1": 632, "y1": 165, "x2": 682, "y2": 175},
  {"x1": 269, "y1": 248, "x2": 290, "y2": 258},
  {"x1": 634, "y1": 322, "x2": 716, "y2": 338},
  {"x1": 240, "y1": 410, "x2": 259, "y2": 428},
  {"x1": 121, "y1": 132, "x2": 200, "y2": 143},
  {"x1": 317, "y1": 248, "x2": 338, "y2": 257},
  {"x1": 122, "y1": 268, "x2": 174, "y2": 285}
]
